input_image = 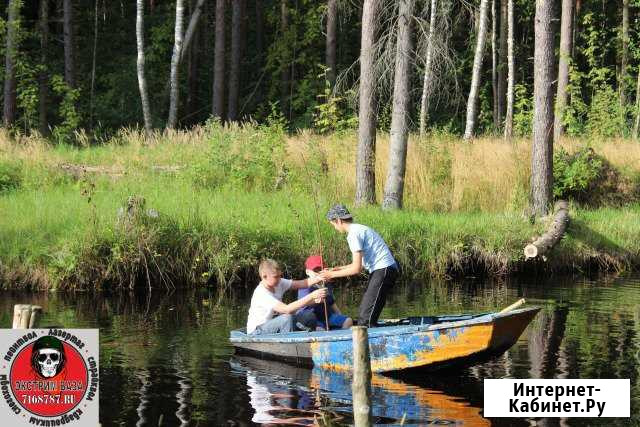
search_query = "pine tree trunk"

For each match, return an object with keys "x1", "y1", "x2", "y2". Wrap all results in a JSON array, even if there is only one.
[
  {"x1": 572, "y1": 0, "x2": 581, "y2": 59},
  {"x1": 280, "y1": 0, "x2": 291, "y2": 116},
  {"x1": 136, "y1": 0, "x2": 153, "y2": 132},
  {"x1": 497, "y1": 0, "x2": 507, "y2": 123},
  {"x1": 463, "y1": 0, "x2": 490, "y2": 140},
  {"x1": 531, "y1": 0, "x2": 555, "y2": 217},
  {"x1": 90, "y1": 0, "x2": 98, "y2": 128},
  {"x1": 255, "y1": 0, "x2": 264, "y2": 57},
  {"x1": 38, "y1": 0, "x2": 49, "y2": 135},
  {"x1": 212, "y1": 0, "x2": 226, "y2": 120},
  {"x1": 634, "y1": 68, "x2": 640, "y2": 139},
  {"x1": 382, "y1": 0, "x2": 415, "y2": 210},
  {"x1": 504, "y1": 0, "x2": 514, "y2": 138},
  {"x1": 620, "y1": 0, "x2": 629, "y2": 106},
  {"x1": 253, "y1": 0, "x2": 265, "y2": 110},
  {"x1": 180, "y1": 0, "x2": 206, "y2": 62},
  {"x1": 228, "y1": 0, "x2": 246, "y2": 122},
  {"x1": 3, "y1": 0, "x2": 19, "y2": 127},
  {"x1": 326, "y1": 0, "x2": 338, "y2": 86},
  {"x1": 491, "y1": 0, "x2": 498, "y2": 128},
  {"x1": 63, "y1": 0, "x2": 76, "y2": 88},
  {"x1": 167, "y1": 0, "x2": 185, "y2": 129},
  {"x1": 355, "y1": 0, "x2": 381, "y2": 206},
  {"x1": 554, "y1": 0, "x2": 573, "y2": 141},
  {"x1": 419, "y1": 0, "x2": 437, "y2": 136}
]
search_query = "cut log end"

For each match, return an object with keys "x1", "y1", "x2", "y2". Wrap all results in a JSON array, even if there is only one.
[{"x1": 524, "y1": 244, "x2": 538, "y2": 259}]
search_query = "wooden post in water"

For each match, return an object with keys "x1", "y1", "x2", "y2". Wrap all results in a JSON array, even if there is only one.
[
  {"x1": 352, "y1": 326, "x2": 372, "y2": 426},
  {"x1": 12, "y1": 304, "x2": 43, "y2": 329}
]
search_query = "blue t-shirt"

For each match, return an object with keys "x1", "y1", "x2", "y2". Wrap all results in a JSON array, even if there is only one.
[
  {"x1": 297, "y1": 286, "x2": 335, "y2": 318},
  {"x1": 346, "y1": 223, "x2": 396, "y2": 273}
]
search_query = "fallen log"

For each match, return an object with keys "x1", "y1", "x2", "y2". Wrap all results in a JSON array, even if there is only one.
[
  {"x1": 59, "y1": 163, "x2": 184, "y2": 177},
  {"x1": 524, "y1": 200, "x2": 570, "y2": 260}
]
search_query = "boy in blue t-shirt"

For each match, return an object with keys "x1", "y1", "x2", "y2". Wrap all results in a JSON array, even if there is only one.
[
  {"x1": 297, "y1": 255, "x2": 353, "y2": 330},
  {"x1": 319, "y1": 204, "x2": 400, "y2": 327}
]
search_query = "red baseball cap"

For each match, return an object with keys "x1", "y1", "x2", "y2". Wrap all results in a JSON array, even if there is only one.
[{"x1": 305, "y1": 255, "x2": 324, "y2": 271}]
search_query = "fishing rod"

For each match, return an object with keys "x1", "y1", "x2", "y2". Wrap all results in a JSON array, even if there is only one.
[{"x1": 300, "y1": 150, "x2": 331, "y2": 331}]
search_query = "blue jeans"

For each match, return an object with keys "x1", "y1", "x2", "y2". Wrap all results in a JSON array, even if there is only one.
[
  {"x1": 253, "y1": 314, "x2": 295, "y2": 334},
  {"x1": 252, "y1": 312, "x2": 317, "y2": 335}
]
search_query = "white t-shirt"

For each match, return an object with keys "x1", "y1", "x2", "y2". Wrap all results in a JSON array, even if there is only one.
[
  {"x1": 246, "y1": 278, "x2": 293, "y2": 334},
  {"x1": 347, "y1": 223, "x2": 396, "y2": 273}
]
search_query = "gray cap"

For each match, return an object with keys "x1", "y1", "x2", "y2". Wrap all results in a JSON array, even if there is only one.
[{"x1": 326, "y1": 204, "x2": 353, "y2": 221}]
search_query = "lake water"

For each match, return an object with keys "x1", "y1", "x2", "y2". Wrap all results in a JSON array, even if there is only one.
[{"x1": 1, "y1": 273, "x2": 638, "y2": 426}]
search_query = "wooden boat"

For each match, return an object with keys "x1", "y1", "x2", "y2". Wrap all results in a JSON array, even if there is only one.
[{"x1": 229, "y1": 306, "x2": 540, "y2": 373}]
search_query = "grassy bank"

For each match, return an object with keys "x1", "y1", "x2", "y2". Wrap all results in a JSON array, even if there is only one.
[{"x1": 1, "y1": 125, "x2": 639, "y2": 291}]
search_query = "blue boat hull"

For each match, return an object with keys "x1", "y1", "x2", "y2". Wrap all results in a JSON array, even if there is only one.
[{"x1": 230, "y1": 307, "x2": 540, "y2": 373}]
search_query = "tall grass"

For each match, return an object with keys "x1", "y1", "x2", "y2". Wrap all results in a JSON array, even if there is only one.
[{"x1": 1, "y1": 126, "x2": 639, "y2": 290}]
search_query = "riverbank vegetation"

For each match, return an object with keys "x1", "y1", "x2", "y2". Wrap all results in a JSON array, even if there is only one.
[{"x1": 1, "y1": 124, "x2": 639, "y2": 291}]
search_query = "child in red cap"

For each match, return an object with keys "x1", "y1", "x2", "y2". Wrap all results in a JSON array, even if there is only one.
[{"x1": 297, "y1": 255, "x2": 353, "y2": 331}]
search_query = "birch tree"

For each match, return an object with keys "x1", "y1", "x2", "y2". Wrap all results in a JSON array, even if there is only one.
[
  {"x1": 63, "y1": 0, "x2": 76, "y2": 88},
  {"x1": 355, "y1": 0, "x2": 381, "y2": 206},
  {"x1": 186, "y1": 0, "x2": 202, "y2": 120},
  {"x1": 531, "y1": 0, "x2": 555, "y2": 217},
  {"x1": 326, "y1": 0, "x2": 338, "y2": 86},
  {"x1": 180, "y1": 0, "x2": 206, "y2": 62},
  {"x1": 463, "y1": 0, "x2": 490, "y2": 140},
  {"x1": 382, "y1": 0, "x2": 415, "y2": 210},
  {"x1": 228, "y1": 0, "x2": 246, "y2": 122},
  {"x1": 491, "y1": 0, "x2": 498, "y2": 128},
  {"x1": 419, "y1": 0, "x2": 437, "y2": 136},
  {"x1": 504, "y1": 0, "x2": 514, "y2": 139},
  {"x1": 136, "y1": 0, "x2": 153, "y2": 132},
  {"x1": 3, "y1": 0, "x2": 20, "y2": 127},
  {"x1": 167, "y1": 0, "x2": 185, "y2": 129},
  {"x1": 554, "y1": 0, "x2": 574, "y2": 141},
  {"x1": 212, "y1": 0, "x2": 226, "y2": 120}
]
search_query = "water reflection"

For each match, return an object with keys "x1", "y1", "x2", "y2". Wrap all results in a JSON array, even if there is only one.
[
  {"x1": 231, "y1": 355, "x2": 489, "y2": 426},
  {"x1": 0, "y1": 274, "x2": 638, "y2": 425}
]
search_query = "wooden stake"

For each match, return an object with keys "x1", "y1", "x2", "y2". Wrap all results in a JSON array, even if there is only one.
[
  {"x1": 12, "y1": 304, "x2": 27, "y2": 329},
  {"x1": 352, "y1": 326, "x2": 372, "y2": 426},
  {"x1": 12, "y1": 304, "x2": 43, "y2": 329},
  {"x1": 29, "y1": 306, "x2": 43, "y2": 328},
  {"x1": 19, "y1": 306, "x2": 31, "y2": 329}
]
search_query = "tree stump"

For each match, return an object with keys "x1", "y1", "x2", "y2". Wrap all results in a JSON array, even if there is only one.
[{"x1": 524, "y1": 200, "x2": 570, "y2": 259}]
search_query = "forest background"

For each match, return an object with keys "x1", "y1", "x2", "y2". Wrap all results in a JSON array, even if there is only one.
[{"x1": 0, "y1": 0, "x2": 639, "y2": 292}]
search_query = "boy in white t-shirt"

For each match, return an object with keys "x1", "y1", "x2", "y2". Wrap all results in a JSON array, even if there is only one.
[
  {"x1": 247, "y1": 259, "x2": 327, "y2": 335},
  {"x1": 319, "y1": 204, "x2": 400, "y2": 327}
]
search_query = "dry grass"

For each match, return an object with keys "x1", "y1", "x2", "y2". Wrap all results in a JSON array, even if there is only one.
[{"x1": 288, "y1": 133, "x2": 639, "y2": 212}]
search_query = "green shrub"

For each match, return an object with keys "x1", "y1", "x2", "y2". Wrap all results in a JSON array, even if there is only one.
[
  {"x1": 553, "y1": 146, "x2": 638, "y2": 206},
  {"x1": 0, "y1": 161, "x2": 22, "y2": 193},
  {"x1": 585, "y1": 86, "x2": 628, "y2": 137},
  {"x1": 193, "y1": 119, "x2": 287, "y2": 191},
  {"x1": 513, "y1": 84, "x2": 533, "y2": 136}
]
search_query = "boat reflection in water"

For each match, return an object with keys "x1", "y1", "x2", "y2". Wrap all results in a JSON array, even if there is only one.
[{"x1": 230, "y1": 356, "x2": 489, "y2": 426}]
